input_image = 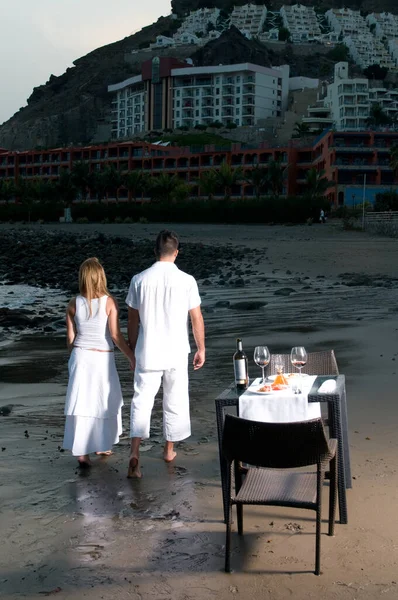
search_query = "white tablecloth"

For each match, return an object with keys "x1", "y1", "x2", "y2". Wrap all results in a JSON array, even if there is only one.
[{"x1": 239, "y1": 376, "x2": 321, "y2": 423}]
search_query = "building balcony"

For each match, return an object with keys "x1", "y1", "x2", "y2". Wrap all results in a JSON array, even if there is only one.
[{"x1": 335, "y1": 164, "x2": 378, "y2": 170}]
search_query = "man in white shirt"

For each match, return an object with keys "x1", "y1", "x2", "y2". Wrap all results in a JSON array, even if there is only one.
[{"x1": 126, "y1": 230, "x2": 205, "y2": 478}]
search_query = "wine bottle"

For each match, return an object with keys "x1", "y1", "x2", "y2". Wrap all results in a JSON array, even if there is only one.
[{"x1": 233, "y1": 338, "x2": 248, "y2": 393}]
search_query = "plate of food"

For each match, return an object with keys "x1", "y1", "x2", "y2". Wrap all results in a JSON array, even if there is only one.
[{"x1": 250, "y1": 383, "x2": 289, "y2": 394}]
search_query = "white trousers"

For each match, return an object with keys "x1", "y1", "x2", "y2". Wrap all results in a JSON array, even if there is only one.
[{"x1": 130, "y1": 360, "x2": 190, "y2": 442}]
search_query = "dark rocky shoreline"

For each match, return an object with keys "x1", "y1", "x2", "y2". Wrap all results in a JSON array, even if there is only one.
[{"x1": 0, "y1": 228, "x2": 261, "y2": 332}]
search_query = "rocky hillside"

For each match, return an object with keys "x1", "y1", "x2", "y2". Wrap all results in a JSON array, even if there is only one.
[{"x1": 0, "y1": 0, "x2": 396, "y2": 151}]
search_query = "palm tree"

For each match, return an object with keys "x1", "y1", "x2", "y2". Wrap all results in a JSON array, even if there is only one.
[
  {"x1": 244, "y1": 166, "x2": 268, "y2": 200},
  {"x1": 100, "y1": 165, "x2": 123, "y2": 201},
  {"x1": 197, "y1": 170, "x2": 218, "y2": 201},
  {"x1": 71, "y1": 161, "x2": 92, "y2": 202},
  {"x1": 56, "y1": 169, "x2": 77, "y2": 208},
  {"x1": 150, "y1": 174, "x2": 182, "y2": 204},
  {"x1": 304, "y1": 168, "x2": 333, "y2": 204},
  {"x1": 293, "y1": 122, "x2": 311, "y2": 138},
  {"x1": 366, "y1": 103, "x2": 391, "y2": 129},
  {"x1": 123, "y1": 170, "x2": 149, "y2": 202},
  {"x1": 15, "y1": 178, "x2": 36, "y2": 222},
  {"x1": 215, "y1": 163, "x2": 242, "y2": 200},
  {"x1": 266, "y1": 158, "x2": 287, "y2": 198},
  {"x1": 172, "y1": 182, "x2": 190, "y2": 203},
  {"x1": 0, "y1": 180, "x2": 15, "y2": 204},
  {"x1": 390, "y1": 145, "x2": 398, "y2": 181}
]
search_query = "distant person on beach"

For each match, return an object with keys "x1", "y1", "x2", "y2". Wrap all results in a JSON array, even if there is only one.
[
  {"x1": 320, "y1": 209, "x2": 326, "y2": 223},
  {"x1": 63, "y1": 257, "x2": 134, "y2": 468},
  {"x1": 126, "y1": 230, "x2": 205, "y2": 478}
]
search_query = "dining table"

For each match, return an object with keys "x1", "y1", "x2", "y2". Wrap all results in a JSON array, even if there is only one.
[{"x1": 215, "y1": 374, "x2": 351, "y2": 525}]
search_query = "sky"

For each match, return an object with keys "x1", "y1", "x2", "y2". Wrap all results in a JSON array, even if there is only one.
[{"x1": 0, "y1": 0, "x2": 172, "y2": 125}]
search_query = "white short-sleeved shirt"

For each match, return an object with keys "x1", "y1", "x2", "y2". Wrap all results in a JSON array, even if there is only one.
[{"x1": 126, "y1": 261, "x2": 201, "y2": 370}]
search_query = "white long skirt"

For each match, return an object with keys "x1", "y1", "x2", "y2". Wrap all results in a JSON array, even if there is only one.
[
  {"x1": 63, "y1": 413, "x2": 123, "y2": 456},
  {"x1": 63, "y1": 348, "x2": 124, "y2": 456}
]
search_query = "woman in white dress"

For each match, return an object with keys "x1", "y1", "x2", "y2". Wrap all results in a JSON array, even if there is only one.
[{"x1": 63, "y1": 257, "x2": 134, "y2": 468}]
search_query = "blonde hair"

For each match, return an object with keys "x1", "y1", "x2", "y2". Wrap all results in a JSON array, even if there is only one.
[{"x1": 78, "y1": 257, "x2": 110, "y2": 316}]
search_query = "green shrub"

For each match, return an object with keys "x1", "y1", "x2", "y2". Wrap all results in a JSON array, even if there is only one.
[
  {"x1": 138, "y1": 216, "x2": 148, "y2": 224},
  {"x1": 101, "y1": 218, "x2": 110, "y2": 224},
  {"x1": 124, "y1": 216, "x2": 134, "y2": 223},
  {"x1": 76, "y1": 217, "x2": 89, "y2": 224},
  {"x1": 114, "y1": 216, "x2": 123, "y2": 224}
]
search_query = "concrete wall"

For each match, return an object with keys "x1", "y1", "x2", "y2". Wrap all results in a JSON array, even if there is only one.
[{"x1": 289, "y1": 76, "x2": 319, "y2": 91}]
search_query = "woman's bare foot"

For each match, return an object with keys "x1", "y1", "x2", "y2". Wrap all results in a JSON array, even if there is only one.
[
  {"x1": 95, "y1": 450, "x2": 113, "y2": 456},
  {"x1": 163, "y1": 442, "x2": 177, "y2": 463},
  {"x1": 127, "y1": 456, "x2": 142, "y2": 479},
  {"x1": 77, "y1": 455, "x2": 92, "y2": 468}
]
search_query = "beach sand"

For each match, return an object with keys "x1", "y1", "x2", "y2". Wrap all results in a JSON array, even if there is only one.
[{"x1": 1, "y1": 222, "x2": 398, "y2": 599}]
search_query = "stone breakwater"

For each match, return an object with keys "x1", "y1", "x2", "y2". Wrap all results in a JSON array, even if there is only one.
[{"x1": 0, "y1": 228, "x2": 262, "y2": 332}]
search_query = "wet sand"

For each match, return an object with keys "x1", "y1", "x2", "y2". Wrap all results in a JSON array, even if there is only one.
[{"x1": 1, "y1": 222, "x2": 398, "y2": 599}]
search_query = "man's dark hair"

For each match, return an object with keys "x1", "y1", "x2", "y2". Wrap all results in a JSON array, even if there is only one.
[{"x1": 155, "y1": 230, "x2": 179, "y2": 258}]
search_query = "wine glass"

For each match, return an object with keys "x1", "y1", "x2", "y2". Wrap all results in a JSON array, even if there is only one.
[
  {"x1": 290, "y1": 346, "x2": 307, "y2": 391},
  {"x1": 254, "y1": 346, "x2": 270, "y2": 384}
]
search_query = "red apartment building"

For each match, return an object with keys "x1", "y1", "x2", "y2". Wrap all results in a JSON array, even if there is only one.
[{"x1": 1, "y1": 131, "x2": 397, "y2": 206}]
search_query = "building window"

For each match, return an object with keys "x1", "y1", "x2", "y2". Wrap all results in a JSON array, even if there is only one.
[
  {"x1": 216, "y1": 98, "x2": 220, "y2": 105},
  {"x1": 196, "y1": 89, "x2": 200, "y2": 96},
  {"x1": 216, "y1": 77, "x2": 220, "y2": 84},
  {"x1": 236, "y1": 76, "x2": 241, "y2": 82},
  {"x1": 236, "y1": 86, "x2": 240, "y2": 94},
  {"x1": 236, "y1": 108, "x2": 240, "y2": 115},
  {"x1": 176, "y1": 89, "x2": 180, "y2": 97},
  {"x1": 216, "y1": 88, "x2": 220, "y2": 94},
  {"x1": 196, "y1": 100, "x2": 199, "y2": 106},
  {"x1": 176, "y1": 100, "x2": 180, "y2": 107},
  {"x1": 176, "y1": 111, "x2": 180, "y2": 117},
  {"x1": 236, "y1": 98, "x2": 240, "y2": 104},
  {"x1": 196, "y1": 110, "x2": 199, "y2": 116},
  {"x1": 216, "y1": 109, "x2": 219, "y2": 116}
]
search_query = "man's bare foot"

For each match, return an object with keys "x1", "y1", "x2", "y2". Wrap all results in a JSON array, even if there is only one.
[
  {"x1": 163, "y1": 449, "x2": 177, "y2": 463},
  {"x1": 95, "y1": 450, "x2": 113, "y2": 456},
  {"x1": 127, "y1": 456, "x2": 142, "y2": 478},
  {"x1": 77, "y1": 455, "x2": 92, "y2": 468}
]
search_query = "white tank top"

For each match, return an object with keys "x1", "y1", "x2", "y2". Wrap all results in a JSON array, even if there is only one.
[{"x1": 73, "y1": 295, "x2": 114, "y2": 351}]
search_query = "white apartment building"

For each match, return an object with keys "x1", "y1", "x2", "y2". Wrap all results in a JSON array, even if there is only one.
[
  {"x1": 389, "y1": 39, "x2": 398, "y2": 65},
  {"x1": 325, "y1": 8, "x2": 397, "y2": 71},
  {"x1": 303, "y1": 61, "x2": 398, "y2": 132},
  {"x1": 366, "y1": 12, "x2": 398, "y2": 40},
  {"x1": 344, "y1": 34, "x2": 397, "y2": 71},
  {"x1": 230, "y1": 4, "x2": 267, "y2": 37},
  {"x1": 325, "y1": 8, "x2": 369, "y2": 37},
  {"x1": 109, "y1": 76, "x2": 146, "y2": 138},
  {"x1": 176, "y1": 7, "x2": 220, "y2": 36},
  {"x1": 172, "y1": 63, "x2": 289, "y2": 129},
  {"x1": 108, "y1": 59, "x2": 290, "y2": 138},
  {"x1": 280, "y1": 4, "x2": 322, "y2": 43},
  {"x1": 258, "y1": 28, "x2": 279, "y2": 42},
  {"x1": 150, "y1": 35, "x2": 175, "y2": 50}
]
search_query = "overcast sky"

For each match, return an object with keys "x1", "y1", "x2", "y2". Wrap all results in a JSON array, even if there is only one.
[{"x1": 0, "y1": 0, "x2": 172, "y2": 125}]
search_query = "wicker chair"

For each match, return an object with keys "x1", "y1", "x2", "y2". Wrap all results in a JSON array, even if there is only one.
[
  {"x1": 222, "y1": 415, "x2": 338, "y2": 575},
  {"x1": 265, "y1": 349, "x2": 339, "y2": 377}
]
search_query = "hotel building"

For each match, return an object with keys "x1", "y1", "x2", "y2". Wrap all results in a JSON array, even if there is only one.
[
  {"x1": 1, "y1": 130, "x2": 398, "y2": 208},
  {"x1": 303, "y1": 62, "x2": 398, "y2": 132},
  {"x1": 108, "y1": 57, "x2": 290, "y2": 138}
]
